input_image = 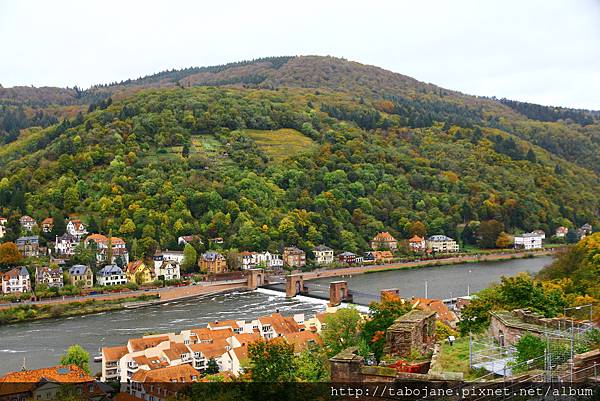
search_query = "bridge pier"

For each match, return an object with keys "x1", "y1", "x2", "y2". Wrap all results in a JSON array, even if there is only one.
[
  {"x1": 329, "y1": 281, "x2": 353, "y2": 306},
  {"x1": 247, "y1": 269, "x2": 265, "y2": 290},
  {"x1": 286, "y1": 274, "x2": 307, "y2": 297}
]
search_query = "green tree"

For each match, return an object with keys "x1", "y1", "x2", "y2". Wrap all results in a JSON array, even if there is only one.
[
  {"x1": 205, "y1": 358, "x2": 219, "y2": 374},
  {"x1": 477, "y1": 219, "x2": 504, "y2": 248},
  {"x1": 50, "y1": 212, "x2": 66, "y2": 238},
  {"x1": 60, "y1": 344, "x2": 90, "y2": 374},
  {"x1": 296, "y1": 346, "x2": 330, "y2": 382},
  {"x1": 182, "y1": 243, "x2": 197, "y2": 272},
  {"x1": 248, "y1": 339, "x2": 297, "y2": 382},
  {"x1": 322, "y1": 307, "x2": 362, "y2": 356},
  {"x1": 511, "y1": 334, "x2": 545, "y2": 373}
]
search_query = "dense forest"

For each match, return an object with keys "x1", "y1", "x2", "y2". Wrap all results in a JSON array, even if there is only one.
[{"x1": 0, "y1": 56, "x2": 598, "y2": 257}]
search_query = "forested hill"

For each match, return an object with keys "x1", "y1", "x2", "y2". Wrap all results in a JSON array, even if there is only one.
[
  {"x1": 0, "y1": 56, "x2": 598, "y2": 256},
  {"x1": 2, "y1": 56, "x2": 599, "y2": 173}
]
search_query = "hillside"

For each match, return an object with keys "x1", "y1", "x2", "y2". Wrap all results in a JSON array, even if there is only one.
[
  {"x1": 0, "y1": 56, "x2": 598, "y2": 257},
  {"x1": 2, "y1": 56, "x2": 599, "y2": 173}
]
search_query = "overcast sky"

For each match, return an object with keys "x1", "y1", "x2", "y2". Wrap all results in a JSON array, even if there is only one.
[{"x1": 1, "y1": 0, "x2": 599, "y2": 109}]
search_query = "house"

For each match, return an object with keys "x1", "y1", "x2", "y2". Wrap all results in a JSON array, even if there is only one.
[
  {"x1": 19, "y1": 215, "x2": 37, "y2": 231},
  {"x1": 238, "y1": 251, "x2": 258, "y2": 270},
  {"x1": 16, "y1": 235, "x2": 40, "y2": 257},
  {"x1": 177, "y1": 235, "x2": 202, "y2": 246},
  {"x1": 282, "y1": 247, "x2": 306, "y2": 268},
  {"x1": 54, "y1": 233, "x2": 80, "y2": 257},
  {"x1": 41, "y1": 217, "x2": 54, "y2": 233},
  {"x1": 0, "y1": 218, "x2": 5, "y2": 239},
  {"x1": 96, "y1": 264, "x2": 128, "y2": 286},
  {"x1": 369, "y1": 250, "x2": 394, "y2": 263},
  {"x1": 313, "y1": 245, "x2": 334, "y2": 265},
  {"x1": 581, "y1": 223, "x2": 593, "y2": 235},
  {"x1": 411, "y1": 297, "x2": 458, "y2": 328},
  {"x1": 210, "y1": 237, "x2": 224, "y2": 244},
  {"x1": 532, "y1": 229, "x2": 546, "y2": 240},
  {"x1": 155, "y1": 260, "x2": 181, "y2": 281},
  {"x1": 126, "y1": 260, "x2": 154, "y2": 285},
  {"x1": 199, "y1": 251, "x2": 227, "y2": 274},
  {"x1": 370, "y1": 232, "x2": 398, "y2": 251},
  {"x1": 555, "y1": 226, "x2": 569, "y2": 238},
  {"x1": 338, "y1": 251, "x2": 356, "y2": 265},
  {"x1": 68, "y1": 265, "x2": 94, "y2": 288},
  {"x1": 255, "y1": 251, "x2": 283, "y2": 269},
  {"x1": 84, "y1": 233, "x2": 129, "y2": 265},
  {"x1": 0, "y1": 364, "x2": 103, "y2": 401},
  {"x1": 513, "y1": 232, "x2": 543, "y2": 250},
  {"x1": 426, "y1": 235, "x2": 459, "y2": 253},
  {"x1": 66, "y1": 219, "x2": 87, "y2": 238},
  {"x1": 153, "y1": 249, "x2": 184, "y2": 271},
  {"x1": 0, "y1": 217, "x2": 7, "y2": 226},
  {"x1": 408, "y1": 235, "x2": 426, "y2": 252},
  {"x1": 1, "y1": 266, "x2": 31, "y2": 294},
  {"x1": 129, "y1": 364, "x2": 200, "y2": 401},
  {"x1": 35, "y1": 266, "x2": 63, "y2": 288}
]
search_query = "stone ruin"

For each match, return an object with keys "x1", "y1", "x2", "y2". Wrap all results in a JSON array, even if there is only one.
[{"x1": 383, "y1": 309, "x2": 437, "y2": 358}]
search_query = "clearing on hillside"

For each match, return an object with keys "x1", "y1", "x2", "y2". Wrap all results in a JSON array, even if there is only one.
[{"x1": 244, "y1": 128, "x2": 316, "y2": 163}]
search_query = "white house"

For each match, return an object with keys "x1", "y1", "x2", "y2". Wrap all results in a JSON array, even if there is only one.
[
  {"x1": 514, "y1": 232, "x2": 544, "y2": 250},
  {"x1": 54, "y1": 233, "x2": 80, "y2": 257},
  {"x1": 154, "y1": 260, "x2": 181, "y2": 281},
  {"x1": 0, "y1": 217, "x2": 6, "y2": 239},
  {"x1": 426, "y1": 235, "x2": 459, "y2": 253},
  {"x1": 313, "y1": 245, "x2": 334, "y2": 265},
  {"x1": 96, "y1": 264, "x2": 128, "y2": 286},
  {"x1": 555, "y1": 227, "x2": 569, "y2": 238},
  {"x1": 66, "y1": 219, "x2": 88, "y2": 239},
  {"x1": 19, "y1": 215, "x2": 37, "y2": 231},
  {"x1": 1, "y1": 267, "x2": 31, "y2": 294},
  {"x1": 255, "y1": 251, "x2": 283, "y2": 269}
]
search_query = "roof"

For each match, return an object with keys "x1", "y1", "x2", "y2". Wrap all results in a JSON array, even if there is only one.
[
  {"x1": 412, "y1": 298, "x2": 457, "y2": 324},
  {"x1": 230, "y1": 332, "x2": 263, "y2": 347},
  {"x1": 371, "y1": 250, "x2": 393, "y2": 259},
  {"x1": 16, "y1": 236, "x2": 39, "y2": 243},
  {"x1": 69, "y1": 264, "x2": 90, "y2": 276},
  {"x1": 19, "y1": 215, "x2": 36, "y2": 222},
  {"x1": 191, "y1": 327, "x2": 233, "y2": 341},
  {"x1": 126, "y1": 260, "x2": 147, "y2": 274},
  {"x1": 2, "y1": 267, "x2": 29, "y2": 280},
  {"x1": 57, "y1": 232, "x2": 78, "y2": 242},
  {"x1": 285, "y1": 331, "x2": 323, "y2": 352},
  {"x1": 373, "y1": 231, "x2": 397, "y2": 241},
  {"x1": 515, "y1": 232, "x2": 544, "y2": 238},
  {"x1": 131, "y1": 364, "x2": 200, "y2": 383},
  {"x1": 85, "y1": 233, "x2": 126, "y2": 245},
  {"x1": 201, "y1": 251, "x2": 224, "y2": 261},
  {"x1": 162, "y1": 342, "x2": 191, "y2": 361},
  {"x1": 208, "y1": 320, "x2": 240, "y2": 330},
  {"x1": 428, "y1": 235, "x2": 454, "y2": 241},
  {"x1": 259, "y1": 313, "x2": 301, "y2": 335},
  {"x1": 128, "y1": 335, "x2": 170, "y2": 352},
  {"x1": 97, "y1": 264, "x2": 124, "y2": 276},
  {"x1": 284, "y1": 246, "x2": 304, "y2": 254},
  {"x1": 102, "y1": 345, "x2": 129, "y2": 361},
  {"x1": 0, "y1": 364, "x2": 93, "y2": 384},
  {"x1": 41, "y1": 217, "x2": 54, "y2": 225},
  {"x1": 313, "y1": 244, "x2": 332, "y2": 252},
  {"x1": 35, "y1": 266, "x2": 62, "y2": 278},
  {"x1": 339, "y1": 251, "x2": 356, "y2": 257},
  {"x1": 188, "y1": 340, "x2": 228, "y2": 359},
  {"x1": 409, "y1": 235, "x2": 425, "y2": 243}
]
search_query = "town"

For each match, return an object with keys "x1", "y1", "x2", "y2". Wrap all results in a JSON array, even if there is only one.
[{"x1": 0, "y1": 214, "x2": 593, "y2": 299}]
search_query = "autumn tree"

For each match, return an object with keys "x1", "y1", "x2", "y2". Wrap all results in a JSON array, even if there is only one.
[
  {"x1": 495, "y1": 231, "x2": 513, "y2": 248},
  {"x1": 0, "y1": 242, "x2": 22, "y2": 267},
  {"x1": 322, "y1": 307, "x2": 362, "y2": 356},
  {"x1": 409, "y1": 221, "x2": 427, "y2": 237}
]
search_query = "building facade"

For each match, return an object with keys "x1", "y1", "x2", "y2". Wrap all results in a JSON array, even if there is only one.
[
  {"x1": 1, "y1": 266, "x2": 31, "y2": 293},
  {"x1": 68, "y1": 265, "x2": 94, "y2": 288},
  {"x1": 35, "y1": 266, "x2": 63, "y2": 288},
  {"x1": 370, "y1": 232, "x2": 398, "y2": 251},
  {"x1": 16, "y1": 236, "x2": 40, "y2": 257},
  {"x1": 96, "y1": 264, "x2": 128, "y2": 286},
  {"x1": 513, "y1": 232, "x2": 543, "y2": 250},
  {"x1": 426, "y1": 235, "x2": 459, "y2": 253},
  {"x1": 283, "y1": 247, "x2": 306, "y2": 268},
  {"x1": 199, "y1": 251, "x2": 227, "y2": 274},
  {"x1": 313, "y1": 245, "x2": 334, "y2": 265}
]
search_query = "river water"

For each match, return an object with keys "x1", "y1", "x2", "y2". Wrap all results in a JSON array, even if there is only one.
[{"x1": 0, "y1": 256, "x2": 552, "y2": 375}]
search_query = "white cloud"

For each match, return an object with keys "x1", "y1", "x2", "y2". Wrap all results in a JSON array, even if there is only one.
[{"x1": 1, "y1": 0, "x2": 598, "y2": 108}]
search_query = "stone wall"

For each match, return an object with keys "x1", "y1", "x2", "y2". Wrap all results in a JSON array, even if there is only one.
[{"x1": 383, "y1": 309, "x2": 436, "y2": 357}]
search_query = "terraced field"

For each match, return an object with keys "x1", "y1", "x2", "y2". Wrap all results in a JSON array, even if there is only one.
[{"x1": 244, "y1": 128, "x2": 316, "y2": 163}]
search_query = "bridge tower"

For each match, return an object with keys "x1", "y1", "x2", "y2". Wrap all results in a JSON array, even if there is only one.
[
  {"x1": 329, "y1": 281, "x2": 353, "y2": 306},
  {"x1": 285, "y1": 274, "x2": 306, "y2": 297}
]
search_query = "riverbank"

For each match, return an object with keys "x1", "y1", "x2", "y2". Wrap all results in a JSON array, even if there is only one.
[
  {"x1": 0, "y1": 294, "x2": 160, "y2": 326},
  {"x1": 300, "y1": 249, "x2": 557, "y2": 281},
  {"x1": 0, "y1": 282, "x2": 249, "y2": 325}
]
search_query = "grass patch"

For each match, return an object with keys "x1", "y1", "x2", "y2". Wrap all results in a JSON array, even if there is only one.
[
  {"x1": 244, "y1": 128, "x2": 316, "y2": 163},
  {"x1": 437, "y1": 336, "x2": 488, "y2": 380}
]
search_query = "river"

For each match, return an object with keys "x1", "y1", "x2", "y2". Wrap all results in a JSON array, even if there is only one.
[{"x1": 0, "y1": 255, "x2": 552, "y2": 375}]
